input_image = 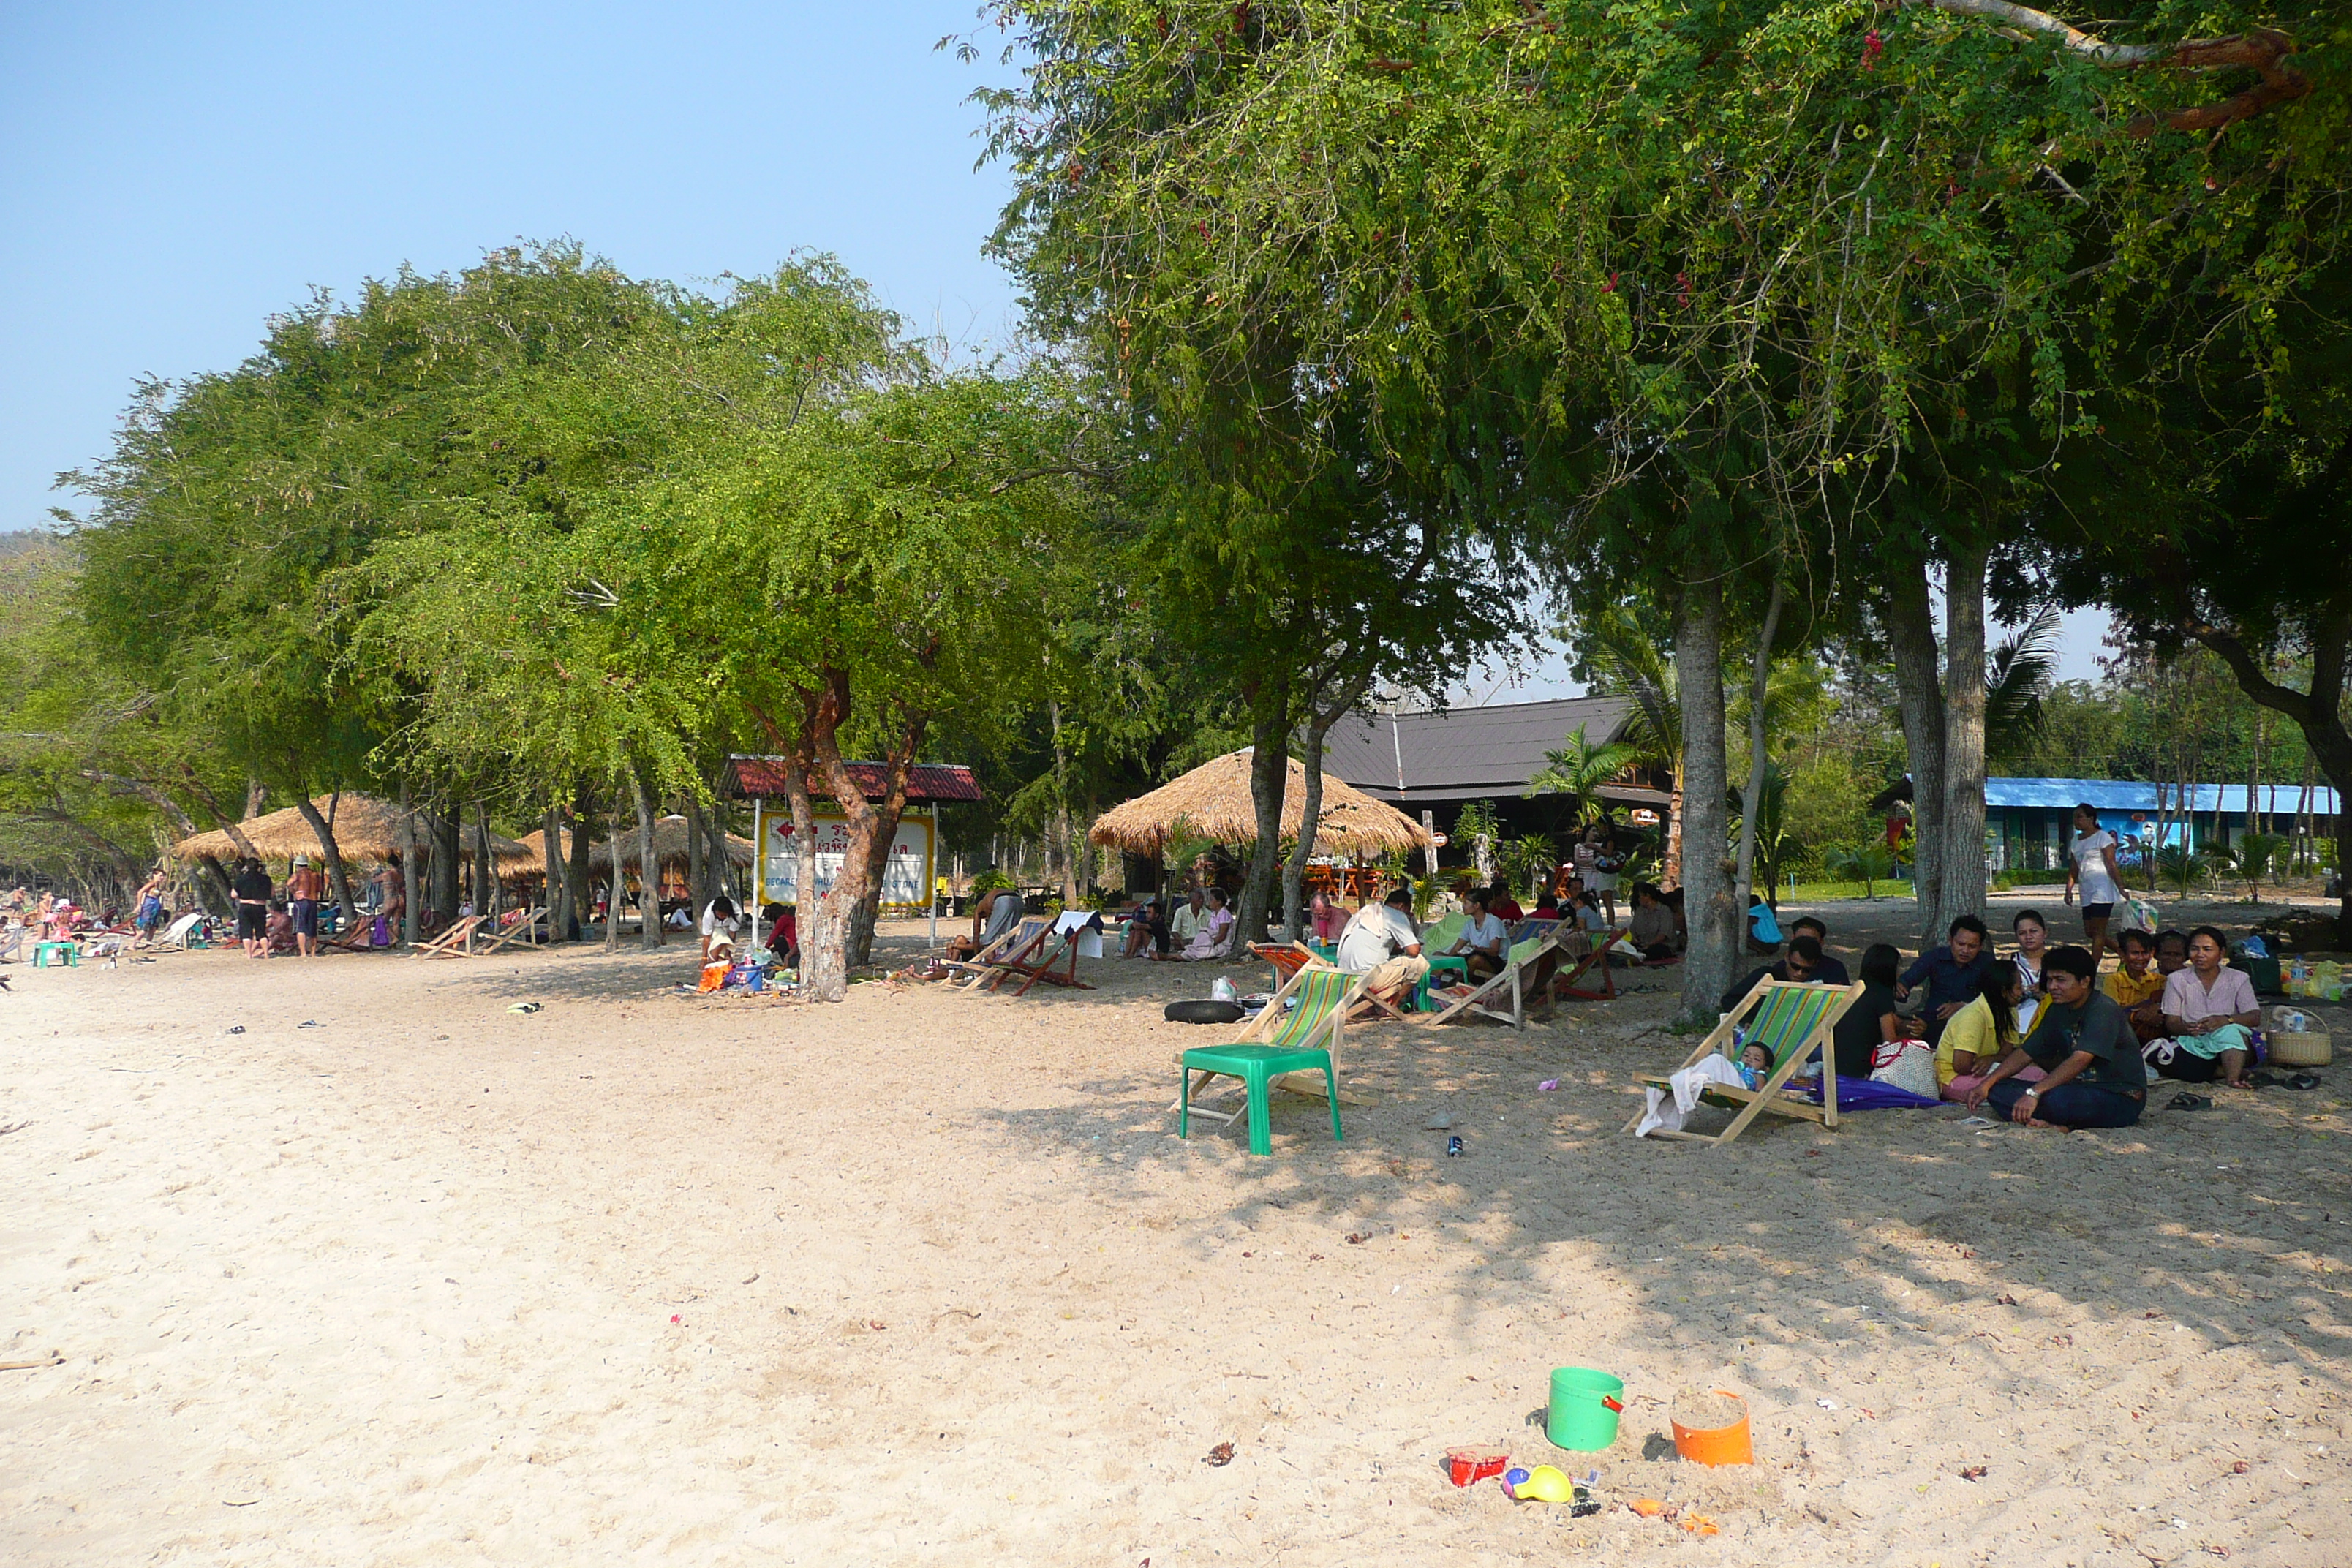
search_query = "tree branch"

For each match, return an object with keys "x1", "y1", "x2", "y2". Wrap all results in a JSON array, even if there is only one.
[{"x1": 1912, "y1": 5, "x2": 2310, "y2": 135}]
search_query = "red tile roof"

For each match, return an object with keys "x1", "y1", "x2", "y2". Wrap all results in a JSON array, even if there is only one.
[{"x1": 723, "y1": 756, "x2": 982, "y2": 804}]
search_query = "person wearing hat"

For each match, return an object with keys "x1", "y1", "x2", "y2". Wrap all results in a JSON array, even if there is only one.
[{"x1": 287, "y1": 853, "x2": 326, "y2": 958}]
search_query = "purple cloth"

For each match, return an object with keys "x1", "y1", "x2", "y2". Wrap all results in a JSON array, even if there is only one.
[{"x1": 1802, "y1": 1075, "x2": 1942, "y2": 1112}]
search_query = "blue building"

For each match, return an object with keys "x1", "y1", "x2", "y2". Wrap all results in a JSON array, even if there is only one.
[{"x1": 1983, "y1": 777, "x2": 2341, "y2": 874}]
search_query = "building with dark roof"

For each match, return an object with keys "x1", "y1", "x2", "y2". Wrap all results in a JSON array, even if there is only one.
[{"x1": 1322, "y1": 696, "x2": 1667, "y2": 809}]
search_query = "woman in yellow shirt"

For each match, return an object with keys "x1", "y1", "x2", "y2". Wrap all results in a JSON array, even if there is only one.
[{"x1": 1937, "y1": 967, "x2": 2042, "y2": 1102}]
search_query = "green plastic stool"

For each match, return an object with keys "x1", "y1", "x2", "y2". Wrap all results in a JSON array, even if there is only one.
[
  {"x1": 33, "y1": 941, "x2": 78, "y2": 968},
  {"x1": 1178, "y1": 1044, "x2": 1343, "y2": 1156},
  {"x1": 1417, "y1": 954, "x2": 1469, "y2": 1011}
]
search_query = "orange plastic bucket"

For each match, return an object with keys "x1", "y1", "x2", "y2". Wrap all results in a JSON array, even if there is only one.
[{"x1": 1670, "y1": 1390, "x2": 1753, "y2": 1466}]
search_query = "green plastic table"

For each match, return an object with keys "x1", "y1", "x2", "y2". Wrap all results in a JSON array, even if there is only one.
[
  {"x1": 1178, "y1": 1043, "x2": 1343, "y2": 1156},
  {"x1": 33, "y1": 941, "x2": 78, "y2": 968}
]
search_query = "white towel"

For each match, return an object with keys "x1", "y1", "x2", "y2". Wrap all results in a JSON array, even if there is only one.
[{"x1": 1635, "y1": 1055, "x2": 1749, "y2": 1138}]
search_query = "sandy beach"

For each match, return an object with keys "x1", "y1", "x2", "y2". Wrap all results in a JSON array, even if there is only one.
[{"x1": 5, "y1": 894, "x2": 2350, "y2": 1565}]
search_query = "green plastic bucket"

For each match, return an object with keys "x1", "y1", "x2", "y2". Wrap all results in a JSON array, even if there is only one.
[{"x1": 1547, "y1": 1366, "x2": 1625, "y2": 1452}]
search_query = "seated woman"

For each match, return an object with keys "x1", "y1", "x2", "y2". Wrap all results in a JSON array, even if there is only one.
[
  {"x1": 1626, "y1": 883, "x2": 1681, "y2": 960},
  {"x1": 1485, "y1": 885, "x2": 1525, "y2": 923},
  {"x1": 763, "y1": 902, "x2": 800, "y2": 967},
  {"x1": 1532, "y1": 890, "x2": 1562, "y2": 919},
  {"x1": 265, "y1": 900, "x2": 300, "y2": 956},
  {"x1": 2157, "y1": 926, "x2": 2261, "y2": 1088},
  {"x1": 1828, "y1": 943, "x2": 1907, "y2": 1079},
  {"x1": 2103, "y1": 928, "x2": 2167, "y2": 1044},
  {"x1": 1938, "y1": 965, "x2": 2037, "y2": 1103},
  {"x1": 1154, "y1": 887, "x2": 1235, "y2": 961},
  {"x1": 1444, "y1": 889, "x2": 1510, "y2": 983}
]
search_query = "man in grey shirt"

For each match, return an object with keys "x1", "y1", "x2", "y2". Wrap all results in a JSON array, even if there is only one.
[{"x1": 1967, "y1": 945, "x2": 2146, "y2": 1129}]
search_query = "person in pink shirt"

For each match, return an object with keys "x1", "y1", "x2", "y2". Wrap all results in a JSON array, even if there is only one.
[{"x1": 2155, "y1": 926, "x2": 2262, "y2": 1088}]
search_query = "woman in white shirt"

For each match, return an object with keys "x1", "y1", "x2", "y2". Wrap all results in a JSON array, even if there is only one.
[
  {"x1": 700, "y1": 895, "x2": 742, "y2": 958},
  {"x1": 1444, "y1": 889, "x2": 1510, "y2": 982},
  {"x1": 2064, "y1": 803, "x2": 2125, "y2": 969}
]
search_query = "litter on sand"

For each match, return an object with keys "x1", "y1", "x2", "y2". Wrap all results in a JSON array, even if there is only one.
[{"x1": 508, "y1": 1002, "x2": 543, "y2": 1014}]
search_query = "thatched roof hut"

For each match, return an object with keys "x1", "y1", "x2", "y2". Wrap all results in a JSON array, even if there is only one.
[
  {"x1": 588, "y1": 815, "x2": 756, "y2": 872},
  {"x1": 1088, "y1": 748, "x2": 1431, "y2": 857},
  {"x1": 170, "y1": 794, "x2": 534, "y2": 868}
]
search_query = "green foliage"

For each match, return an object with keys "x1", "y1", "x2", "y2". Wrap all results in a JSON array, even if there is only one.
[
  {"x1": 1526, "y1": 724, "x2": 1640, "y2": 829},
  {"x1": 1823, "y1": 842, "x2": 1900, "y2": 900},
  {"x1": 1496, "y1": 834, "x2": 1559, "y2": 900}
]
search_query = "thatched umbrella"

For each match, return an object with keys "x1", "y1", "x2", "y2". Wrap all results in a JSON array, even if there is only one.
[
  {"x1": 171, "y1": 794, "x2": 534, "y2": 868},
  {"x1": 1088, "y1": 749, "x2": 1431, "y2": 856},
  {"x1": 588, "y1": 815, "x2": 756, "y2": 872}
]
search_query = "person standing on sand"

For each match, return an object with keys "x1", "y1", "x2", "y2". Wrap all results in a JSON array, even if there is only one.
[
  {"x1": 133, "y1": 870, "x2": 167, "y2": 942},
  {"x1": 286, "y1": 854, "x2": 325, "y2": 957},
  {"x1": 2063, "y1": 803, "x2": 2125, "y2": 970},
  {"x1": 231, "y1": 856, "x2": 274, "y2": 960},
  {"x1": 372, "y1": 855, "x2": 405, "y2": 945}
]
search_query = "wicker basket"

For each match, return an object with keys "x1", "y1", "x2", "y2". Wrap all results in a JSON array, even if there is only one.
[{"x1": 2268, "y1": 1030, "x2": 2333, "y2": 1068}]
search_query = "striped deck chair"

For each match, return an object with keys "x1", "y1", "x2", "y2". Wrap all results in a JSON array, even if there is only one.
[
  {"x1": 945, "y1": 916, "x2": 1047, "y2": 990},
  {"x1": 1248, "y1": 941, "x2": 1321, "y2": 992},
  {"x1": 1428, "y1": 929, "x2": 1565, "y2": 1030},
  {"x1": 1622, "y1": 978, "x2": 1863, "y2": 1145},
  {"x1": 1175, "y1": 962, "x2": 1365, "y2": 1137}
]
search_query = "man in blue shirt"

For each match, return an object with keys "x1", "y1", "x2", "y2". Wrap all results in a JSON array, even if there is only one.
[{"x1": 1897, "y1": 914, "x2": 1993, "y2": 1043}]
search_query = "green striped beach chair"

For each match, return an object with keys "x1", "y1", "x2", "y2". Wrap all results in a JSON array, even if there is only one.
[
  {"x1": 1428, "y1": 928, "x2": 1565, "y2": 1030},
  {"x1": 1623, "y1": 978, "x2": 1863, "y2": 1145},
  {"x1": 1175, "y1": 962, "x2": 1365, "y2": 1150}
]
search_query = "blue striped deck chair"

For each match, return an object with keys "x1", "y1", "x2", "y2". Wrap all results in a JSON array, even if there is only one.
[{"x1": 1623, "y1": 977, "x2": 1863, "y2": 1144}]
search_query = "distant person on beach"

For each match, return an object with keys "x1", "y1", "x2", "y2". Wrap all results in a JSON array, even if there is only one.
[
  {"x1": 373, "y1": 855, "x2": 405, "y2": 943},
  {"x1": 1156, "y1": 888, "x2": 1235, "y2": 962},
  {"x1": 2064, "y1": 804, "x2": 2124, "y2": 968},
  {"x1": 231, "y1": 857, "x2": 273, "y2": 960},
  {"x1": 2104, "y1": 929, "x2": 2168, "y2": 1044},
  {"x1": 1626, "y1": 882, "x2": 1681, "y2": 960},
  {"x1": 286, "y1": 854, "x2": 324, "y2": 957},
  {"x1": 1938, "y1": 965, "x2": 2033, "y2": 1102},
  {"x1": 134, "y1": 870, "x2": 167, "y2": 941},
  {"x1": 1168, "y1": 887, "x2": 1208, "y2": 950},
  {"x1": 1784, "y1": 917, "x2": 1850, "y2": 986},
  {"x1": 1441, "y1": 889, "x2": 1509, "y2": 983},
  {"x1": 763, "y1": 902, "x2": 800, "y2": 966},
  {"x1": 699, "y1": 895, "x2": 741, "y2": 958},
  {"x1": 948, "y1": 886, "x2": 1023, "y2": 962}
]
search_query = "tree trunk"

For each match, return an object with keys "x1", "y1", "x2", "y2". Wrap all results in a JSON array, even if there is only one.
[
  {"x1": 1281, "y1": 721, "x2": 1329, "y2": 943},
  {"x1": 1885, "y1": 554, "x2": 1947, "y2": 939},
  {"x1": 429, "y1": 807, "x2": 459, "y2": 925},
  {"x1": 603, "y1": 796, "x2": 622, "y2": 951},
  {"x1": 686, "y1": 794, "x2": 705, "y2": 913},
  {"x1": 1937, "y1": 544, "x2": 1990, "y2": 932},
  {"x1": 1732, "y1": 577, "x2": 1785, "y2": 919},
  {"x1": 2188, "y1": 611, "x2": 2352, "y2": 940},
  {"x1": 399, "y1": 785, "x2": 421, "y2": 946},
  {"x1": 543, "y1": 804, "x2": 564, "y2": 934},
  {"x1": 1231, "y1": 680, "x2": 1292, "y2": 959},
  {"x1": 193, "y1": 853, "x2": 233, "y2": 914},
  {"x1": 634, "y1": 770, "x2": 662, "y2": 950},
  {"x1": 566, "y1": 794, "x2": 591, "y2": 941},
  {"x1": 1050, "y1": 697, "x2": 1081, "y2": 907},
  {"x1": 1675, "y1": 576, "x2": 1735, "y2": 1024},
  {"x1": 293, "y1": 794, "x2": 358, "y2": 926},
  {"x1": 473, "y1": 802, "x2": 494, "y2": 917}
]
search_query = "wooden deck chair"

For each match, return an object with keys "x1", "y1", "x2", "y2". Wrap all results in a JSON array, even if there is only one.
[
  {"x1": 943, "y1": 916, "x2": 1047, "y2": 989},
  {"x1": 1621, "y1": 978, "x2": 1863, "y2": 1145},
  {"x1": 995, "y1": 918, "x2": 1099, "y2": 997},
  {"x1": 157, "y1": 912, "x2": 206, "y2": 951},
  {"x1": 1551, "y1": 926, "x2": 1620, "y2": 1001},
  {"x1": 1175, "y1": 963, "x2": 1366, "y2": 1132},
  {"x1": 1428, "y1": 929, "x2": 1565, "y2": 1029},
  {"x1": 957, "y1": 916, "x2": 1052, "y2": 991},
  {"x1": 1249, "y1": 941, "x2": 1321, "y2": 991},
  {"x1": 475, "y1": 907, "x2": 546, "y2": 955},
  {"x1": 413, "y1": 914, "x2": 486, "y2": 959}
]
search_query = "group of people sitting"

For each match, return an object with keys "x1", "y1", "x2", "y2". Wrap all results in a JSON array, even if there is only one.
[{"x1": 1728, "y1": 906, "x2": 2269, "y2": 1133}]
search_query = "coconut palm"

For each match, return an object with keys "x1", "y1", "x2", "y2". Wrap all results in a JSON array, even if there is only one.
[
  {"x1": 1986, "y1": 608, "x2": 2063, "y2": 766},
  {"x1": 1526, "y1": 723, "x2": 1641, "y2": 829}
]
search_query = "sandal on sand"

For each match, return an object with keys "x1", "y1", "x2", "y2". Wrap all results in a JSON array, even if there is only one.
[
  {"x1": 2284, "y1": 1073, "x2": 2321, "y2": 1092},
  {"x1": 2166, "y1": 1093, "x2": 2213, "y2": 1112},
  {"x1": 2247, "y1": 1071, "x2": 2281, "y2": 1090}
]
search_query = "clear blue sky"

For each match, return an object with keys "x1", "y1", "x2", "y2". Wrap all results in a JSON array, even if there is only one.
[
  {"x1": 1, "y1": 1, "x2": 1019, "y2": 533},
  {"x1": 2, "y1": 2, "x2": 2105, "y2": 685}
]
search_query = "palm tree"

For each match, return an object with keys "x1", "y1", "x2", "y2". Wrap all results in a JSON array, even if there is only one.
[
  {"x1": 1526, "y1": 723, "x2": 1642, "y2": 829},
  {"x1": 1585, "y1": 613, "x2": 1685, "y2": 872},
  {"x1": 1986, "y1": 608, "x2": 2062, "y2": 766}
]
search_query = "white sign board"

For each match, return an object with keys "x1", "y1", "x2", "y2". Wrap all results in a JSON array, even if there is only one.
[{"x1": 753, "y1": 805, "x2": 934, "y2": 906}]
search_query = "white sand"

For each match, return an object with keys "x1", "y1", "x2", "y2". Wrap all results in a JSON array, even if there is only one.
[{"x1": 4, "y1": 897, "x2": 2349, "y2": 1564}]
